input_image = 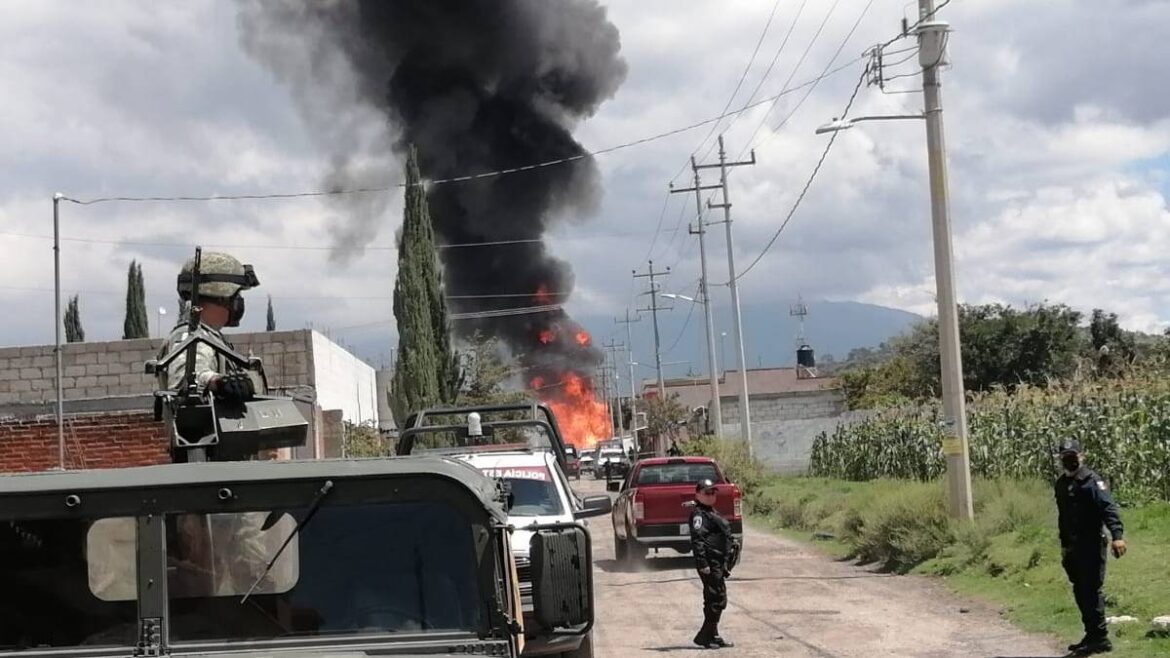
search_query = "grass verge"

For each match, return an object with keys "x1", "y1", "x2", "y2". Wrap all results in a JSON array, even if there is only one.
[{"x1": 752, "y1": 476, "x2": 1170, "y2": 658}]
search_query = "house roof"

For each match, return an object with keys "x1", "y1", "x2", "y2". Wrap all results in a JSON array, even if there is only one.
[{"x1": 641, "y1": 367, "x2": 839, "y2": 410}]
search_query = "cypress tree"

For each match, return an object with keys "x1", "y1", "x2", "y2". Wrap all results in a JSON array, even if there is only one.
[
  {"x1": 64, "y1": 294, "x2": 85, "y2": 343},
  {"x1": 266, "y1": 295, "x2": 276, "y2": 331},
  {"x1": 390, "y1": 146, "x2": 448, "y2": 426},
  {"x1": 123, "y1": 261, "x2": 148, "y2": 339}
]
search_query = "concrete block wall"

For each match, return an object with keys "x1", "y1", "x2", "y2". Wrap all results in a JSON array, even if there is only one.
[
  {"x1": 0, "y1": 411, "x2": 169, "y2": 473},
  {"x1": 731, "y1": 410, "x2": 875, "y2": 475},
  {"x1": 0, "y1": 329, "x2": 315, "y2": 407},
  {"x1": 719, "y1": 388, "x2": 846, "y2": 426}
]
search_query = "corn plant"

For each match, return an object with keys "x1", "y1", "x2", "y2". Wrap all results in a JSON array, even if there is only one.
[{"x1": 810, "y1": 377, "x2": 1170, "y2": 502}]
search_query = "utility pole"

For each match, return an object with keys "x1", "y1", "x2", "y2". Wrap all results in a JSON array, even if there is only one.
[
  {"x1": 52, "y1": 193, "x2": 65, "y2": 470},
  {"x1": 918, "y1": 0, "x2": 973, "y2": 520},
  {"x1": 633, "y1": 261, "x2": 670, "y2": 396},
  {"x1": 602, "y1": 339, "x2": 626, "y2": 438},
  {"x1": 697, "y1": 135, "x2": 757, "y2": 453},
  {"x1": 615, "y1": 309, "x2": 641, "y2": 448},
  {"x1": 670, "y1": 162, "x2": 724, "y2": 438}
]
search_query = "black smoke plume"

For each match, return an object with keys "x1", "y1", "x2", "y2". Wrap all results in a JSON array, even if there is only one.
[{"x1": 238, "y1": 0, "x2": 627, "y2": 395}]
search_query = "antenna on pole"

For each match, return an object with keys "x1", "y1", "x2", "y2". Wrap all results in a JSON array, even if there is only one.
[{"x1": 789, "y1": 296, "x2": 817, "y2": 380}]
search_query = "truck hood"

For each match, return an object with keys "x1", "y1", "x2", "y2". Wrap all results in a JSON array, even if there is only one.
[{"x1": 509, "y1": 514, "x2": 569, "y2": 555}]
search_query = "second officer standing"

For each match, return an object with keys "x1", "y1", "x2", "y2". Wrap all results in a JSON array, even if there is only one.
[{"x1": 689, "y1": 478, "x2": 737, "y2": 649}]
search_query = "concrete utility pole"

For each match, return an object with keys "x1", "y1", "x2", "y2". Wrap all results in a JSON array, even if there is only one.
[
  {"x1": 52, "y1": 193, "x2": 65, "y2": 470},
  {"x1": 670, "y1": 162, "x2": 724, "y2": 438},
  {"x1": 918, "y1": 0, "x2": 973, "y2": 520},
  {"x1": 602, "y1": 339, "x2": 626, "y2": 438},
  {"x1": 697, "y1": 135, "x2": 757, "y2": 453},
  {"x1": 615, "y1": 309, "x2": 641, "y2": 446},
  {"x1": 633, "y1": 261, "x2": 671, "y2": 396}
]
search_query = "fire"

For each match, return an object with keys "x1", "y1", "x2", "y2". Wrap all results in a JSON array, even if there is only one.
[
  {"x1": 534, "y1": 285, "x2": 552, "y2": 305},
  {"x1": 538, "y1": 329, "x2": 555, "y2": 344},
  {"x1": 575, "y1": 331, "x2": 591, "y2": 346},
  {"x1": 533, "y1": 372, "x2": 611, "y2": 450}
]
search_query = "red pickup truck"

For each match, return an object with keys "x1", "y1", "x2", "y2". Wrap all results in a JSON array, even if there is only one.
[{"x1": 610, "y1": 456, "x2": 743, "y2": 565}]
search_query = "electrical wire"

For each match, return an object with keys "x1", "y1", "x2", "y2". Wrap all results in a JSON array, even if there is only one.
[
  {"x1": 680, "y1": 0, "x2": 784, "y2": 178},
  {"x1": 55, "y1": 65, "x2": 869, "y2": 208},
  {"x1": 661, "y1": 285, "x2": 701, "y2": 356},
  {"x1": 731, "y1": 65, "x2": 869, "y2": 283}
]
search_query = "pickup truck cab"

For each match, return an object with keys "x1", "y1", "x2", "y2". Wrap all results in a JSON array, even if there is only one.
[
  {"x1": 563, "y1": 444, "x2": 582, "y2": 480},
  {"x1": 610, "y1": 456, "x2": 743, "y2": 566}
]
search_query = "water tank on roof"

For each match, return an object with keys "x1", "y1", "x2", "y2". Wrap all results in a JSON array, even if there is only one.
[{"x1": 796, "y1": 344, "x2": 816, "y2": 368}]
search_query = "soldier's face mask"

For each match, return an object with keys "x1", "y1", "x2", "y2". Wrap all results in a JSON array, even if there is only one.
[
  {"x1": 1060, "y1": 453, "x2": 1081, "y2": 472},
  {"x1": 227, "y1": 294, "x2": 246, "y2": 327}
]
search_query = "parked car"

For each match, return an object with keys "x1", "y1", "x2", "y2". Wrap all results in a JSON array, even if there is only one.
[
  {"x1": 456, "y1": 448, "x2": 610, "y2": 657},
  {"x1": 593, "y1": 447, "x2": 630, "y2": 480},
  {"x1": 578, "y1": 448, "x2": 596, "y2": 475},
  {"x1": 564, "y1": 443, "x2": 582, "y2": 479},
  {"x1": 610, "y1": 456, "x2": 743, "y2": 566}
]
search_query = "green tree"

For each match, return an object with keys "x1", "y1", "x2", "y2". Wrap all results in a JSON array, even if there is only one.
[
  {"x1": 841, "y1": 302, "x2": 1085, "y2": 408},
  {"x1": 122, "y1": 261, "x2": 148, "y2": 339},
  {"x1": 266, "y1": 295, "x2": 276, "y2": 332},
  {"x1": 343, "y1": 421, "x2": 388, "y2": 457},
  {"x1": 64, "y1": 294, "x2": 85, "y2": 343},
  {"x1": 643, "y1": 393, "x2": 688, "y2": 446},
  {"x1": 1089, "y1": 309, "x2": 1136, "y2": 377},
  {"x1": 458, "y1": 331, "x2": 529, "y2": 406},
  {"x1": 390, "y1": 146, "x2": 460, "y2": 425}
]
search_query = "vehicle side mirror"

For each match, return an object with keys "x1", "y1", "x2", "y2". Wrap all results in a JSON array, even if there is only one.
[
  {"x1": 530, "y1": 524, "x2": 593, "y2": 631},
  {"x1": 574, "y1": 495, "x2": 612, "y2": 519},
  {"x1": 605, "y1": 481, "x2": 621, "y2": 493}
]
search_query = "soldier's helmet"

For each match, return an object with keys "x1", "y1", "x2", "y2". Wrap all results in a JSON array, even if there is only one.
[{"x1": 177, "y1": 252, "x2": 260, "y2": 300}]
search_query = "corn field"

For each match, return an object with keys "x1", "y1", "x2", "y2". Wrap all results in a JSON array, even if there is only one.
[{"x1": 810, "y1": 378, "x2": 1170, "y2": 501}]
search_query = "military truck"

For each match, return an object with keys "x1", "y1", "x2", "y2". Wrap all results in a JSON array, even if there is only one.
[
  {"x1": 0, "y1": 247, "x2": 595, "y2": 656},
  {"x1": 0, "y1": 456, "x2": 594, "y2": 657}
]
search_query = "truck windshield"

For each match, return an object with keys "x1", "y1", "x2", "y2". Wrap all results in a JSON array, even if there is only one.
[
  {"x1": 0, "y1": 499, "x2": 482, "y2": 651},
  {"x1": 636, "y1": 463, "x2": 720, "y2": 486},
  {"x1": 166, "y1": 500, "x2": 481, "y2": 643},
  {"x1": 481, "y1": 466, "x2": 564, "y2": 516}
]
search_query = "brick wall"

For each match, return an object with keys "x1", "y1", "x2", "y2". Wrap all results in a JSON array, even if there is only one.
[
  {"x1": 0, "y1": 412, "x2": 169, "y2": 473},
  {"x1": 0, "y1": 329, "x2": 314, "y2": 406}
]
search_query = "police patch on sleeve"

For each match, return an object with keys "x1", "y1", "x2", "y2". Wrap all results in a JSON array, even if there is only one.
[
  {"x1": 692, "y1": 516, "x2": 704, "y2": 531},
  {"x1": 1097, "y1": 480, "x2": 1107, "y2": 491}
]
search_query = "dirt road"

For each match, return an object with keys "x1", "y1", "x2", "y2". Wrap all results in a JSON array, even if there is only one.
[{"x1": 575, "y1": 479, "x2": 1064, "y2": 657}]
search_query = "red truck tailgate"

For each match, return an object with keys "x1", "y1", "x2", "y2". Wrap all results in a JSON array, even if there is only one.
[{"x1": 639, "y1": 483, "x2": 738, "y2": 524}]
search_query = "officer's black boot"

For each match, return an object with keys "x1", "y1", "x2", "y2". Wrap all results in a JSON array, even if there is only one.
[
  {"x1": 694, "y1": 610, "x2": 718, "y2": 648},
  {"x1": 1076, "y1": 636, "x2": 1112, "y2": 654},
  {"x1": 1067, "y1": 635, "x2": 1089, "y2": 652}
]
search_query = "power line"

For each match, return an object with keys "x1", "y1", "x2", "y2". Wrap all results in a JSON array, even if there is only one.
[
  {"x1": 732, "y1": 65, "x2": 869, "y2": 283},
  {"x1": 680, "y1": 0, "x2": 784, "y2": 178},
  {"x1": 55, "y1": 66, "x2": 868, "y2": 208},
  {"x1": 0, "y1": 229, "x2": 668, "y2": 252}
]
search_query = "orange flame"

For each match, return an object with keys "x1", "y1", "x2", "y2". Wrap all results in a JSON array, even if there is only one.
[
  {"x1": 536, "y1": 372, "x2": 610, "y2": 450},
  {"x1": 575, "y1": 331, "x2": 591, "y2": 346},
  {"x1": 534, "y1": 285, "x2": 552, "y2": 305},
  {"x1": 538, "y1": 329, "x2": 555, "y2": 344}
]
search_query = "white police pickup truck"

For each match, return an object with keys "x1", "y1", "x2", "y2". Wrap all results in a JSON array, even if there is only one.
[{"x1": 456, "y1": 449, "x2": 611, "y2": 658}]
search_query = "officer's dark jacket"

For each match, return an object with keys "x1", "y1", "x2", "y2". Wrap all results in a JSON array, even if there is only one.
[
  {"x1": 1055, "y1": 466, "x2": 1124, "y2": 547},
  {"x1": 689, "y1": 502, "x2": 732, "y2": 572}
]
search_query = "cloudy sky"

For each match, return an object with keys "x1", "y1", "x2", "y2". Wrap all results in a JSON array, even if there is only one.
[{"x1": 3, "y1": 0, "x2": 1169, "y2": 366}]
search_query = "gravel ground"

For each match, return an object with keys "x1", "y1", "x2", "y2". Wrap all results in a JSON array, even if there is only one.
[{"x1": 574, "y1": 479, "x2": 1067, "y2": 658}]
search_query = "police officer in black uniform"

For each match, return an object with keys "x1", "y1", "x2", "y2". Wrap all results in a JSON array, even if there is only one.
[
  {"x1": 689, "y1": 478, "x2": 735, "y2": 649},
  {"x1": 1055, "y1": 439, "x2": 1126, "y2": 655}
]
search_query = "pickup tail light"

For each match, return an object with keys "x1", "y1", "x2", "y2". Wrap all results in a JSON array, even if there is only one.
[
  {"x1": 633, "y1": 492, "x2": 644, "y2": 521},
  {"x1": 733, "y1": 491, "x2": 743, "y2": 518}
]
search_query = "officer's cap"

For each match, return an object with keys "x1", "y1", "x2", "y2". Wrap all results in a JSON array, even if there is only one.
[
  {"x1": 1057, "y1": 439, "x2": 1082, "y2": 455},
  {"x1": 695, "y1": 478, "x2": 718, "y2": 494}
]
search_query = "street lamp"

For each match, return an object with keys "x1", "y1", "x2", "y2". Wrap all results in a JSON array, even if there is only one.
[
  {"x1": 811, "y1": 0, "x2": 972, "y2": 520},
  {"x1": 814, "y1": 113, "x2": 925, "y2": 134},
  {"x1": 156, "y1": 306, "x2": 167, "y2": 339},
  {"x1": 660, "y1": 292, "x2": 723, "y2": 438}
]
